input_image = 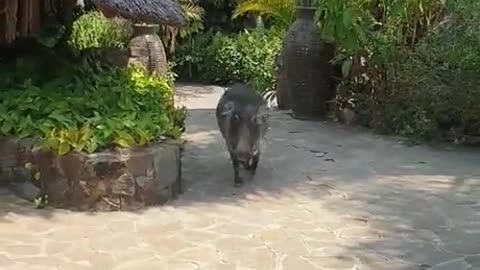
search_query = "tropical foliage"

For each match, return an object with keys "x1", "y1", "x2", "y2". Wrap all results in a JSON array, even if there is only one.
[
  {"x1": 376, "y1": 0, "x2": 480, "y2": 140},
  {"x1": 175, "y1": 28, "x2": 283, "y2": 93},
  {"x1": 162, "y1": 0, "x2": 206, "y2": 54},
  {"x1": 233, "y1": 0, "x2": 295, "y2": 29},
  {"x1": 174, "y1": 0, "x2": 480, "y2": 142},
  {"x1": 6, "y1": 0, "x2": 480, "y2": 148},
  {"x1": 69, "y1": 10, "x2": 132, "y2": 50},
  {"x1": 0, "y1": 60, "x2": 185, "y2": 155}
]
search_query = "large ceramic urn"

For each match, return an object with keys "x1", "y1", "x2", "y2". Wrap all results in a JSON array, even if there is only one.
[
  {"x1": 127, "y1": 23, "x2": 168, "y2": 76},
  {"x1": 283, "y1": 5, "x2": 335, "y2": 119},
  {"x1": 275, "y1": 49, "x2": 289, "y2": 110}
]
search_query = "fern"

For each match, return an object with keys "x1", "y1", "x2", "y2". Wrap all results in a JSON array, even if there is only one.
[{"x1": 162, "y1": 0, "x2": 205, "y2": 54}]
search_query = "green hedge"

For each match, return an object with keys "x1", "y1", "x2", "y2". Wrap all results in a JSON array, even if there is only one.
[
  {"x1": 382, "y1": 0, "x2": 480, "y2": 139},
  {"x1": 334, "y1": 0, "x2": 480, "y2": 141},
  {"x1": 0, "y1": 9, "x2": 187, "y2": 156},
  {"x1": 0, "y1": 61, "x2": 186, "y2": 155},
  {"x1": 175, "y1": 28, "x2": 284, "y2": 93},
  {"x1": 69, "y1": 10, "x2": 132, "y2": 50}
]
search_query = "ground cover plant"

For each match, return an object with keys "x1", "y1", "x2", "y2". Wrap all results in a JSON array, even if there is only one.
[{"x1": 0, "y1": 59, "x2": 186, "y2": 155}]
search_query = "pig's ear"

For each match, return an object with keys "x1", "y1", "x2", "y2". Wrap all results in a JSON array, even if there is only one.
[
  {"x1": 256, "y1": 105, "x2": 270, "y2": 122},
  {"x1": 221, "y1": 101, "x2": 235, "y2": 116}
]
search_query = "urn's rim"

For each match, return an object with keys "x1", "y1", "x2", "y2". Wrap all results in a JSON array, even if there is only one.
[{"x1": 132, "y1": 23, "x2": 160, "y2": 29}]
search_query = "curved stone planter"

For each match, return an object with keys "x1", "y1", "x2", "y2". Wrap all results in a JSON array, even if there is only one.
[{"x1": 0, "y1": 137, "x2": 182, "y2": 211}]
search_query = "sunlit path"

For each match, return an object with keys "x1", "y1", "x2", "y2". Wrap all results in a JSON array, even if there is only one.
[{"x1": 0, "y1": 84, "x2": 479, "y2": 270}]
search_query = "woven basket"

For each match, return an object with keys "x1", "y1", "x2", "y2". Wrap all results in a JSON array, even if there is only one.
[
  {"x1": 127, "y1": 23, "x2": 167, "y2": 76},
  {"x1": 283, "y1": 6, "x2": 335, "y2": 120}
]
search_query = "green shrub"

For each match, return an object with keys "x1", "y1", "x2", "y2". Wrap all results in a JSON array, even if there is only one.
[
  {"x1": 200, "y1": 32, "x2": 243, "y2": 83},
  {"x1": 0, "y1": 62, "x2": 185, "y2": 155},
  {"x1": 69, "y1": 10, "x2": 132, "y2": 50},
  {"x1": 173, "y1": 29, "x2": 216, "y2": 80},
  {"x1": 339, "y1": 0, "x2": 480, "y2": 140},
  {"x1": 384, "y1": 0, "x2": 480, "y2": 139},
  {"x1": 175, "y1": 28, "x2": 284, "y2": 93}
]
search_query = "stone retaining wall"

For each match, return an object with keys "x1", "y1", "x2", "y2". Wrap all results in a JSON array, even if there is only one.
[{"x1": 0, "y1": 137, "x2": 182, "y2": 211}]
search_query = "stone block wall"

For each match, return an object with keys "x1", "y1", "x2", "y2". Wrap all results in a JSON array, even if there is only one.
[{"x1": 0, "y1": 137, "x2": 182, "y2": 211}]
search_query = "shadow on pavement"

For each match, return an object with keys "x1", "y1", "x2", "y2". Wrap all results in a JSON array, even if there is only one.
[
  {"x1": 171, "y1": 107, "x2": 480, "y2": 269},
  {"x1": 1, "y1": 89, "x2": 480, "y2": 269}
]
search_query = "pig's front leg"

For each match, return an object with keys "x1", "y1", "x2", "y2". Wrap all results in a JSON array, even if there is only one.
[
  {"x1": 230, "y1": 154, "x2": 243, "y2": 187},
  {"x1": 248, "y1": 153, "x2": 260, "y2": 177}
]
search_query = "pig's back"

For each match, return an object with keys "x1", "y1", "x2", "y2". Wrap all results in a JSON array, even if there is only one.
[{"x1": 221, "y1": 83, "x2": 265, "y2": 110}]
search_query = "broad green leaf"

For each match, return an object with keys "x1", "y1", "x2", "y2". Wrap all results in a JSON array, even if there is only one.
[
  {"x1": 67, "y1": 129, "x2": 79, "y2": 143},
  {"x1": 342, "y1": 59, "x2": 353, "y2": 78},
  {"x1": 85, "y1": 140, "x2": 98, "y2": 154},
  {"x1": 342, "y1": 11, "x2": 353, "y2": 29},
  {"x1": 73, "y1": 143, "x2": 86, "y2": 152},
  {"x1": 115, "y1": 138, "x2": 133, "y2": 148},
  {"x1": 58, "y1": 141, "x2": 71, "y2": 155},
  {"x1": 1, "y1": 121, "x2": 12, "y2": 134},
  {"x1": 45, "y1": 137, "x2": 60, "y2": 150},
  {"x1": 115, "y1": 130, "x2": 136, "y2": 146},
  {"x1": 353, "y1": 22, "x2": 367, "y2": 44}
]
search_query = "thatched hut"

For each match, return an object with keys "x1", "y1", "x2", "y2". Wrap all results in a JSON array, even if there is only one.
[
  {"x1": 0, "y1": 0, "x2": 186, "y2": 45},
  {"x1": 92, "y1": 0, "x2": 186, "y2": 75},
  {"x1": 91, "y1": 0, "x2": 186, "y2": 27}
]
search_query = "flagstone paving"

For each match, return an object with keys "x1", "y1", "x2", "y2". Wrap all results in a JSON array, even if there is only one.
[{"x1": 0, "y1": 84, "x2": 479, "y2": 270}]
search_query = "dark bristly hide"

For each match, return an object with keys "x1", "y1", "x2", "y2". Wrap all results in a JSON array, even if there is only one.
[{"x1": 216, "y1": 84, "x2": 270, "y2": 187}]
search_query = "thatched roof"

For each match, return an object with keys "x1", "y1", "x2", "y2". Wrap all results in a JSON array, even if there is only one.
[{"x1": 91, "y1": 0, "x2": 187, "y2": 27}]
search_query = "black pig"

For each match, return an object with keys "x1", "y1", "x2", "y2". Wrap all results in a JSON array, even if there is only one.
[{"x1": 216, "y1": 83, "x2": 270, "y2": 187}]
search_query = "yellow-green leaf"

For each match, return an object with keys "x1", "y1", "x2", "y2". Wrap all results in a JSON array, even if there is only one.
[
  {"x1": 115, "y1": 131, "x2": 136, "y2": 146},
  {"x1": 58, "y1": 142, "x2": 71, "y2": 155},
  {"x1": 115, "y1": 138, "x2": 132, "y2": 148},
  {"x1": 67, "y1": 128, "x2": 79, "y2": 143},
  {"x1": 73, "y1": 143, "x2": 86, "y2": 152},
  {"x1": 45, "y1": 137, "x2": 60, "y2": 150}
]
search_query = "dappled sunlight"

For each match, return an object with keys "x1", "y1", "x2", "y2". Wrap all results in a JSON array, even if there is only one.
[
  {"x1": 168, "y1": 84, "x2": 480, "y2": 268},
  {"x1": 2, "y1": 0, "x2": 479, "y2": 265},
  {"x1": 1, "y1": 83, "x2": 479, "y2": 269},
  {"x1": 185, "y1": 130, "x2": 219, "y2": 146},
  {"x1": 174, "y1": 84, "x2": 225, "y2": 110}
]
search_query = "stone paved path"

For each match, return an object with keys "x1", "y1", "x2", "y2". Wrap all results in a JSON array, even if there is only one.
[{"x1": 1, "y1": 84, "x2": 480, "y2": 270}]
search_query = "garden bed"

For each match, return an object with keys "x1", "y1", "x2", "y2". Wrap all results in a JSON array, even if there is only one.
[
  {"x1": 0, "y1": 41, "x2": 187, "y2": 210},
  {"x1": 1, "y1": 136, "x2": 182, "y2": 211}
]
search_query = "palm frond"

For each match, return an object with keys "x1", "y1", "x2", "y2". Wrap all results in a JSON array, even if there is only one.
[
  {"x1": 180, "y1": 0, "x2": 205, "y2": 22},
  {"x1": 233, "y1": 0, "x2": 296, "y2": 28},
  {"x1": 162, "y1": 0, "x2": 205, "y2": 54}
]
